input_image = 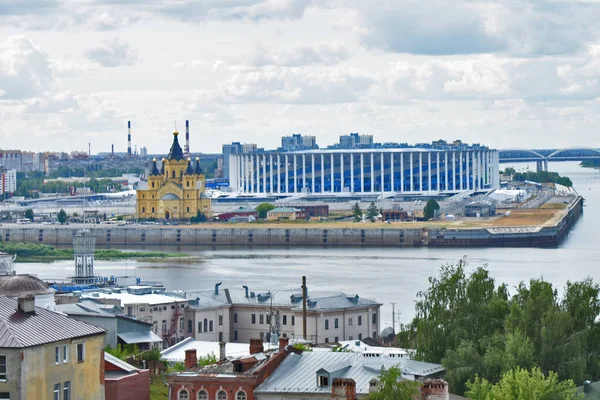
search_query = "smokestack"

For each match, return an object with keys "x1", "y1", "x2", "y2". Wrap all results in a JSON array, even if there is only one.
[
  {"x1": 185, "y1": 120, "x2": 190, "y2": 158},
  {"x1": 302, "y1": 276, "x2": 307, "y2": 341},
  {"x1": 111, "y1": 144, "x2": 114, "y2": 156},
  {"x1": 127, "y1": 121, "x2": 132, "y2": 156},
  {"x1": 88, "y1": 142, "x2": 91, "y2": 157}
]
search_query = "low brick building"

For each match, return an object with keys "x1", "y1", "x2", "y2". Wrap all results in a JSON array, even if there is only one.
[
  {"x1": 168, "y1": 338, "x2": 294, "y2": 400},
  {"x1": 104, "y1": 352, "x2": 150, "y2": 400}
]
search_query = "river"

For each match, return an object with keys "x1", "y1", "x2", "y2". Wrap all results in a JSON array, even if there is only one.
[{"x1": 14, "y1": 161, "x2": 600, "y2": 332}]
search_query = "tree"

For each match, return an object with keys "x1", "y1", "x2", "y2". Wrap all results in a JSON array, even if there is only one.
[
  {"x1": 503, "y1": 167, "x2": 516, "y2": 175},
  {"x1": 352, "y1": 202, "x2": 362, "y2": 222},
  {"x1": 466, "y1": 368, "x2": 579, "y2": 400},
  {"x1": 367, "y1": 367, "x2": 420, "y2": 400},
  {"x1": 423, "y1": 199, "x2": 440, "y2": 220},
  {"x1": 256, "y1": 203, "x2": 276, "y2": 219},
  {"x1": 190, "y1": 211, "x2": 208, "y2": 223},
  {"x1": 24, "y1": 209, "x2": 34, "y2": 221},
  {"x1": 57, "y1": 209, "x2": 68, "y2": 224},
  {"x1": 367, "y1": 202, "x2": 378, "y2": 222}
]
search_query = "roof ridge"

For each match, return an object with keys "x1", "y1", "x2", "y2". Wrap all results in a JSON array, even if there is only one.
[{"x1": 0, "y1": 317, "x2": 21, "y2": 347}]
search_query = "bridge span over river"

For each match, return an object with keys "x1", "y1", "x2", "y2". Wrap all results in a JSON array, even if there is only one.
[{"x1": 499, "y1": 147, "x2": 600, "y2": 171}]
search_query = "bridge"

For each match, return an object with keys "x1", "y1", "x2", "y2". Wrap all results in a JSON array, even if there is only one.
[{"x1": 499, "y1": 147, "x2": 600, "y2": 172}]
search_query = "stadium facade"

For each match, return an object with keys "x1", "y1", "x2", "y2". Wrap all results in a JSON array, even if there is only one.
[{"x1": 228, "y1": 148, "x2": 500, "y2": 195}]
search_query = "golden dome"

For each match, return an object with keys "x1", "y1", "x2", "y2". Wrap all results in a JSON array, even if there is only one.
[
  {"x1": 153, "y1": 157, "x2": 157, "y2": 162},
  {"x1": 196, "y1": 157, "x2": 200, "y2": 161},
  {"x1": 173, "y1": 129, "x2": 179, "y2": 136}
]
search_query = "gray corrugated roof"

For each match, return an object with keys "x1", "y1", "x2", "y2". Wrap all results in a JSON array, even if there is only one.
[
  {"x1": 0, "y1": 296, "x2": 105, "y2": 348},
  {"x1": 268, "y1": 207, "x2": 301, "y2": 213},
  {"x1": 118, "y1": 331, "x2": 163, "y2": 344},
  {"x1": 255, "y1": 351, "x2": 444, "y2": 395}
]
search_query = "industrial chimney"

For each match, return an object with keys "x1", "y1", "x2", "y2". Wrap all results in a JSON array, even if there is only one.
[
  {"x1": 111, "y1": 144, "x2": 114, "y2": 156},
  {"x1": 127, "y1": 121, "x2": 132, "y2": 156},
  {"x1": 185, "y1": 120, "x2": 190, "y2": 158}
]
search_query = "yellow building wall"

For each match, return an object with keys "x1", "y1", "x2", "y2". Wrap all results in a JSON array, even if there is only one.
[{"x1": 16, "y1": 334, "x2": 106, "y2": 400}]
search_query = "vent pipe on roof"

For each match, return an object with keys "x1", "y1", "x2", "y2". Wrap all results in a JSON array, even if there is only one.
[
  {"x1": 302, "y1": 276, "x2": 307, "y2": 341},
  {"x1": 242, "y1": 285, "x2": 249, "y2": 298},
  {"x1": 215, "y1": 282, "x2": 222, "y2": 295}
]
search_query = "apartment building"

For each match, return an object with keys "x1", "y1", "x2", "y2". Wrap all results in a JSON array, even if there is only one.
[{"x1": 185, "y1": 284, "x2": 382, "y2": 344}]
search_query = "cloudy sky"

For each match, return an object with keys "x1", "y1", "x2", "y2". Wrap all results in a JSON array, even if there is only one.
[{"x1": 1, "y1": 0, "x2": 600, "y2": 154}]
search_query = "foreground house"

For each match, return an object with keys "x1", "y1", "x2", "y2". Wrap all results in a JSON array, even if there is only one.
[
  {"x1": 104, "y1": 352, "x2": 150, "y2": 400},
  {"x1": 0, "y1": 295, "x2": 106, "y2": 400}
]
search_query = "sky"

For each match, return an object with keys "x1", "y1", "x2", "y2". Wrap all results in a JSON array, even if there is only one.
[{"x1": 1, "y1": 0, "x2": 600, "y2": 154}]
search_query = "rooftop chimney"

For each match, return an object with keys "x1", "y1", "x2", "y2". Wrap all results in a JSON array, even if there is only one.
[
  {"x1": 331, "y1": 378, "x2": 357, "y2": 400},
  {"x1": 184, "y1": 348, "x2": 197, "y2": 369},
  {"x1": 421, "y1": 379, "x2": 449, "y2": 400},
  {"x1": 17, "y1": 294, "x2": 35, "y2": 314},
  {"x1": 249, "y1": 338, "x2": 264, "y2": 355},
  {"x1": 127, "y1": 121, "x2": 132, "y2": 156},
  {"x1": 219, "y1": 341, "x2": 226, "y2": 362},
  {"x1": 111, "y1": 144, "x2": 114, "y2": 156},
  {"x1": 215, "y1": 282, "x2": 222, "y2": 295},
  {"x1": 279, "y1": 337, "x2": 289, "y2": 350},
  {"x1": 184, "y1": 120, "x2": 190, "y2": 158},
  {"x1": 242, "y1": 285, "x2": 249, "y2": 298}
]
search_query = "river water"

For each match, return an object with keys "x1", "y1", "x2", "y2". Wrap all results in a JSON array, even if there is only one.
[{"x1": 15, "y1": 162, "x2": 600, "y2": 331}]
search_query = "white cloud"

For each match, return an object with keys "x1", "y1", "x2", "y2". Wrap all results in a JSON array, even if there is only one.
[
  {"x1": 245, "y1": 42, "x2": 350, "y2": 66},
  {"x1": 83, "y1": 38, "x2": 138, "y2": 67}
]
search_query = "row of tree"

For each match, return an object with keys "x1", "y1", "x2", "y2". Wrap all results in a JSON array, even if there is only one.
[
  {"x1": 502, "y1": 167, "x2": 573, "y2": 187},
  {"x1": 398, "y1": 259, "x2": 598, "y2": 395}
]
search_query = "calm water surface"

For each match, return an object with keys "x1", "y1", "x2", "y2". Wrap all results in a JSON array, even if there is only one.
[{"x1": 16, "y1": 162, "x2": 600, "y2": 330}]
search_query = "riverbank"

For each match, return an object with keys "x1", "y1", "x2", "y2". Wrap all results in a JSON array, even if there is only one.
[
  {"x1": 0, "y1": 196, "x2": 583, "y2": 248},
  {"x1": 0, "y1": 243, "x2": 188, "y2": 263}
]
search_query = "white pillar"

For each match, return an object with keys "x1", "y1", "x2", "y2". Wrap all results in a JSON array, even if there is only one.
[
  {"x1": 269, "y1": 154, "x2": 273, "y2": 194},
  {"x1": 340, "y1": 153, "x2": 344, "y2": 193},
  {"x1": 285, "y1": 154, "x2": 289, "y2": 193},
  {"x1": 277, "y1": 154, "x2": 281, "y2": 194},
  {"x1": 293, "y1": 154, "x2": 297, "y2": 193},
  {"x1": 419, "y1": 152, "x2": 423, "y2": 192},
  {"x1": 390, "y1": 152, "x2": 395, "y2": 192},
  {"x1": 262, "y1": 154, "x2": 267, "y2": 194},
  {"x1": 321, "y1": 153, "x2": 325, "y2": 193},
  {"x1": 410, "y1": 152, "x2": 414, "y2": 192},
  {"x1": 350, "y1": 153, "x2": 354, "y2": 192},
  {"x1": 250, "y1": 155, "x2": 254, "y2": 193},
  {"x1": 331, "y1": 153, "x2": 335, "y2": 193},
  {"x1": 311, "y1": 153, "x2": 315, "y2": 193},
  {"x1": 400, "y1": 153, "x2": 404, "y2": 193},
  {"x1": 436, "y1": 152, "x2": 440, "y2": 191},
  {"x1": 444, "y1": 152, "x2": 448, "y2": 191},
  {"x1": 459, "y1": 151, "x2": 463, "y2": 191},
  {"x1": 428, "y1": 152, "x2": 432, "y2": 192},
  {"x1": 380, "y1": 153, "x2": 384, "y2": 194},
  {"x1": 370, "y1": 152, "x2": 375, "y2": 193},
  {"x1": 453, "y1": 152, "x2": 457, "y2": 190},
  {"x1": 302, "y1": 154, "x2": 306, "y2": 193},
  {"x1": 360, "y1": 153, "x2": 364, "y2": 193}
]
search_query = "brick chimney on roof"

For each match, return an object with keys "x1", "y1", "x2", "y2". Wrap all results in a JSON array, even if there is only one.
[
  {"x1": 184, "y1": 349, "x2": 197, "y2": 369},
  {"x1": 249, "y1": 338, "x2": 264, "y2": 355},
  {"x1": 279, "y1": 337, "x2": 289, "y2": 350},
  {"x1": 421, "y1": 379, "x2": 449, "y2": 400},
  {"x1": 17, "y1": 294, "x2": 35, "y2": 314},
  {"x1": 331, "y1": 378, "x2": 357, "y2": 400},
  {"x1": 219, "y1": 342, "x2": 226, "y2": 362}
]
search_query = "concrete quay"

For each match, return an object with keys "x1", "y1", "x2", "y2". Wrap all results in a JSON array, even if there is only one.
[{"x1": 0, "y1": 197, "x2": 583, "y2": 248}]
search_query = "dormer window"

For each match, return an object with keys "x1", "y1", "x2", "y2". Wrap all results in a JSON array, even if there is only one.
[{"x1": 318, "y1": 375, "x2": 329, "y2": 386}]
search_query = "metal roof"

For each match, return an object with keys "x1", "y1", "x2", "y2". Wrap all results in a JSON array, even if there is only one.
[
  {"x1": 0, "y1": 274, "x2": 54, "y2": 297},
  {"x1": 104, "y1": 352, "x2": 140, "y2": 373},
  {"x1": 118, "y1": 331, "x2": 163, "y2": 344},
  {"x1": 0, "y1": 296, "x2": 105, "y2": 348},
  {"x1": 268, "y1": 207, "x2": 301, "y2": 213}
]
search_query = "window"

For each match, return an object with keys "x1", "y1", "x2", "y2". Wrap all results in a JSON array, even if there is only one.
[
  {"x1": 172, "y1": 171, "x2": 175, "y2": 178},
  {"x1": 53, "y1": 383, "x2": 60, "y2": 400},
  {"x1": 76, "y1": 343, "x2": 85, "y2": 363},
  {"x1": 153, "y1": 321, "x2": 158, "y2": 333},
  {"x1": 217, "y1": 390, "x2": 227, "y2": 400},
  {"x1": 335, "y1": 336, "x2": 339, "y2": 342},
  {"x1": 318, "y1": 376, "x2": 329, "y2": 386},
  {"x1": 373, "y1": 331, "x2": 377, "y2": 338},
  {"x1": 55, "y1": 347, "x2": 60, "y2": 364},
  {"x1": 266, "y1": 314, "x2": 271, "y2": 325},
  {"x1": 325, "y1": 338, "x2": 329, "y2": 343},
  {"x1": 204, "y1": 319, "x2": 208, "y2": 332},
  {"x1": 372, "y1": 312, "x2": 377, "y2": 324},
  {"x1": 162, "y1": 320, "x2": 167, "y2": 333},
  {"x1": 334, "y1": 318, "x2": 339, "y2": 329},
  {"x1": 234, "y1": 330, "x2": 238, "y2": 341},
  {"x1": 282, "y1": 333, "x2": 287, "y2": 338},
  {"x1": 0, "y1": 393, "x2": 9, "y2": 399},
  {"x1": 0, "y1": 355, "x2": 6, "y2": 380},
  {"x1": 358, "y1": 316, "x2": 362, "y2": 326},
  {"x1": 233, "y1": 313, "x2": 238, "y2": 323},
  {"x1": 209, "y1": 321, "x2": 213, "y2": 332},
  {"x1": 219, "y1": 332, "x2": 223, "y2": 342},
  {"x1": 282, "y1": 315, "x2": 287, "y2": 325},
  {"x1": 186, "y1": 182, "x2": 190, "y2": 188},
  {"x1": 63, "y1": 381, "x2": 70, "y2": 400},
  {"x1": 142, "y1": 207, "x2": 145, "y2": 213},
  {"x1": 187, "y1": 206, "x2": 190, "y2": 212},
  {"x1": 188, "y1": 320, "x2": 192, "y2": 333},
  {"x1": 349, "y1": 336, "x2": 353, "y2": 340},
  {"x1": 152, "y1": 182, "x2": 155, "y2": 188},
  {"x1": 152, "y1": 207, "x2": 155, "y2": 213},
  {"x1": 198, "y1": 322, "x2": 202, "y2": 333},
  {"x1": 259, "y1": 332, "x2": 264, "y2": 340},
  {"x1": 197, "y1": 391, "x2": 208, "y2": 400},
  {"x1": 260, "y1": 314, "x2": 264, "y2": 324},
  {"x1": 63, "y1": 345, "x2": 69, "y2": 363},
  {"x1": 179, "y1": 390, "x2": 189, "y2": 400},
  {"x1": 291, "y1": 316, "x2": 295, "y2": 325},
  {"x1": 236, "y1": 391, "x2": 246, "y2": 400},
  {"x1": 180, "y1": 317, "x2": 184, "y2": 331},
  {"x1": 219, "y1": 315, "x2": 223, "y2": 325},
  {"x1": 358, "y1": 333, "x2": 362, "y2": 340},
  {"x1": 348, "y1": 318, "x2": 353, "y2": 326},
  {"x1": 325, "y1": 319, "x2": 329, "y2": 330},
  {"x1": 251, "y1": 314, "x2": 256, "y2": 324}
]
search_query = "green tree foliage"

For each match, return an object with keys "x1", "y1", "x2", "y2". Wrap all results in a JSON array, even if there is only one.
[
  {"x1": 502, "y1": 167, "x2": 516, "y2": 175},
  {"x1": 256, "y1": 203, "x2": 276, "y2": 219},
  {"x1": 405, "y1": 259, "x2": 600, "y2": 395},
  {"x1": 367, "y1": 202, "x2": 379, "y2": 222},
  {"x1": 352, "y1": 202, "x2": 362, "y2": 222},
  {"x1": 57, "y1": 209, "x2": 68, "y2": 224},
  {"x1": 190, "y1": 211, "x2": 208, "y2": 223},
  {"x1": 24, "y1": 209, "x2": 34, "y2": 221},
  {"x1": 466, "y1": 368, "x2": 580, "y2": 400},
  {"x1": 198, "y1": 353, "x2": 218, "y2": 367},
  {"x1": 513, "y1": 171, "x2": 573, "y2": 187},
  {"x1": 423, "y1": 199, "x2": 440, "y2": 220},
  {"x1": 367, "y1": 367, "x2": 421, "y2": 400}
]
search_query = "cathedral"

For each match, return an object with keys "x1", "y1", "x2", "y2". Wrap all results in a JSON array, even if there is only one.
[{"x1": 136, "y1": 128, "x2": 211, "y2": 220}]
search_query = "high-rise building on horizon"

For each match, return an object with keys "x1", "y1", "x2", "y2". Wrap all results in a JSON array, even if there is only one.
[
  {"x1": 281, "y1": 134, "x2": 318, "y2": 151},
  {"x1": 0, "y1": 168, "x2": 17, "y2": 197},
  {"x1": 339, "y1": 133, "x2": 374, "y2": 149}
]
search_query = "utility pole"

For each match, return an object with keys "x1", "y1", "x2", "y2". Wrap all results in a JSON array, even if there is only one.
[
  {"x1": 391, "y1": 302, "x2": 396, "y2": 332},
  {"x1": 302, "y1": 276, "x2": 307, "y2": 341}
]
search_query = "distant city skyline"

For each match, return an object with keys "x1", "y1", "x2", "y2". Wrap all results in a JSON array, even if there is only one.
[{"x1": 2, "y1": 1, "x2": 600, "y2": 153}]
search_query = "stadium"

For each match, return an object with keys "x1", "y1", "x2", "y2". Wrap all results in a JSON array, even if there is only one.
[{"x1": 228, "y1": 149, "x2": 500, "y2": 196}]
